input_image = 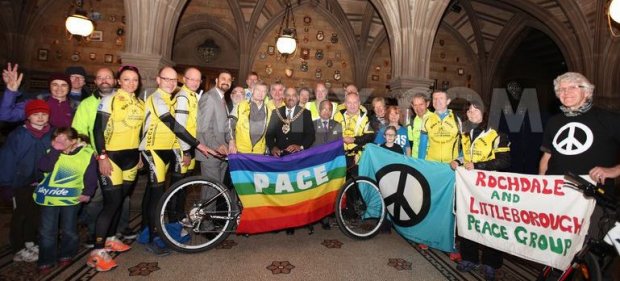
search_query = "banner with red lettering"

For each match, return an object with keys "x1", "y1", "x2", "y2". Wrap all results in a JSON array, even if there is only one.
[{"x1": 455, "y1": 168, "x2": 596, "y2": 269}]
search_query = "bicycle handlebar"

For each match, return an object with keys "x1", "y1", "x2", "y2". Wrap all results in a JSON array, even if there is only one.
[{"x1": 564, "y1": 172, "x2": 617, "y2": 210}]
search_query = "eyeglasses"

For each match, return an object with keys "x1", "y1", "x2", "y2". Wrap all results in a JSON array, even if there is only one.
[
  {"x1": 70, "y1": 75, "x2": 85, "y2": 80},
  {"x1": 159, "y1": 76, "x2": 178, "y2": 83},
  {"x1": 384, "y1": 133, "x2": 396, "y2": 137},
  {"x1": 184, "y1": 76, "x2": 202, "y2": 83},
  {"x1": 555, "y1": 85, "x2": 584, "y2": 94}
]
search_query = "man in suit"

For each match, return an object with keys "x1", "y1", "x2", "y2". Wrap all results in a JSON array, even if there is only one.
[
  {"x1": 196, "y1": 71, "x2": 231, "y2": 184},
  {"x1": 313, "y1": 99, "x2": 342, "y2": 146},
  {"x1": 266, "y1": 87, "x2": 315, "y2": 157}
]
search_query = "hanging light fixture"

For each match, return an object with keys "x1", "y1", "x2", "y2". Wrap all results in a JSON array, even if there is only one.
[
  {"x1": 610, "y1": 0, "x2": 620, "y2": 22},
  {"x1": 197, "y1": 39, "x2": 221, "y2": 63},
  {"x1": 276, "y1": 1, "x2": 297, "y2": 55},
  {"x1": 65, "y1": 0, "x2": 94, "y2": 37}
]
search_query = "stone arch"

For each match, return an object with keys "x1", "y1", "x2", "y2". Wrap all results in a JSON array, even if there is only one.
[{"x1": 175, "y1": 16, "x2": 239, "y2": 49}]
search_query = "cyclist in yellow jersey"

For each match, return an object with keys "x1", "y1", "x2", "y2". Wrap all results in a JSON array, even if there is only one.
[
  {"x1": 90, "y1": 65, "x2": 145, "y2": 271},
  {"x1": 451, "y1": 101, "x2": 510, "y2": 280},
  {"x1": 407, "y1": 93, "x2": 432, "y2": 159},
  {"x1": 333, "y1": 93, "x2": 374, "y2": 174},
  {"x1": 229, "y1": 81, "x2": 272, "y2": 154},
  {"x1": 418, "y1": 91, "x2": 462, "y2": 163},
  {"x1": 139, "y1": 67, "x2": 212, "y2": 256}
]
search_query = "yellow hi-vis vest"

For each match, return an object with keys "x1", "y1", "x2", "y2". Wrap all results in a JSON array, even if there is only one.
[
  {"x1": 235, "y1": 100, "x2": 271, "y2": 154},
  {"x1": 462, "y1": 129, "x2": 510, "y2": 163},
  {"x1": 423, "y1": 110, "x2": 461, "y2": 163},
  {"x1": 333, "y1": 108, "x2": 372, "y2": 155},
  {"x1": 408, "y1": 110, "x2": 432, "y2": 159},
  {"x1": 33, "y1": 146, "x2": 93, "y2": 206}
]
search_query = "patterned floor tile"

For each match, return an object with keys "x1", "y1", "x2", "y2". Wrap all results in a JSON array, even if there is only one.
[
  {"x1": 215, "y1": 239, "x2": 238, "y2": 249},
  {"x1": 266, "y1": 261, "x2": 295, "y2": 274},
  {"x1": 387, "y1": 258, "x2": 412, "y2": 271},
  {"x1": 320, "y1": 239, "x2": 343, "y2": 248},
  {"x1": 128, "y1": 262, "x2": 160, "y2": 276}
]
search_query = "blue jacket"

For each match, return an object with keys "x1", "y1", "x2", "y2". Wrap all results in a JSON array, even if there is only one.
[{"x1": 0, "y1": 125, "x2": 52, "y2": 187}]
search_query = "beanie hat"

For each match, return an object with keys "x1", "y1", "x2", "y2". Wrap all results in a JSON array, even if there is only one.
[
  {"x1": 25, "y1": 99, "x2": 50, "y2": 117},
  {"x1": 65, "y1": 66, "x2": 87, "y2": 77},
  {"x1": 48, "y1": 73, "x2": 71, "y2": 87}
]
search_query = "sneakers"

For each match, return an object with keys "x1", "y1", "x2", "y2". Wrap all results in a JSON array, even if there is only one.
[
  {"x1": 25, "y1": 242, "x2": 39, "y2": 255},
  {"x1": 456, "y1": 260, "x2": 478, "y2": 272},
  {"x1": 481, "y1": 265, "x2": 496, "y2": 281},
  {"x1": 449, "y1": 252, "x2": 462, "y2": 262},
  {"x1": 144, "y1": 241, "x2": 171, "y2": 257},
  {"x1": 105, "y1": 236, "x2": 131, "y2": 252},
  {"x1": 117, "y1": 229, "x2": 138, "y2": 240},
  {"x1": 13, "y1": 242, "x2": 38, "y2": 262},
  {"x1": 87, "y1": 249, "x2": 117, "y2": 272}
]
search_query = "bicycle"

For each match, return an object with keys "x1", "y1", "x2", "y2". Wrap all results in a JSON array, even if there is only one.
[
  {"x1": 536, "y1": 172, "x2": 619, "y2": 281},
  {"x1": 155, "y1": 175, "x2": 242, "y2": 253}
]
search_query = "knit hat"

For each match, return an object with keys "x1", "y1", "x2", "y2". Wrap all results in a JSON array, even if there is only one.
[
  {"x1": 25, "y1": 99, "x2": 50, "y2": 117},
  {"x1": 65, "y1": 66, "x2": 87, "y2": 77},
  {"x1": 48, "y1": 73, "x2": 71, "y2": 86}
]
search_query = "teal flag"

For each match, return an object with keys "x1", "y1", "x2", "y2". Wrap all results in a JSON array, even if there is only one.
[{"x1": 358, "y1": 144, "x2": 456, "y2": 252}]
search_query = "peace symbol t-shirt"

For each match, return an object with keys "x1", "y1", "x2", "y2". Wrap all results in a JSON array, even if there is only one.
[{"x1": 541, "y1": 107, "x2": 620, "y2": 178}]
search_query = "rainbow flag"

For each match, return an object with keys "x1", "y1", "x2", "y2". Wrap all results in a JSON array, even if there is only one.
[{"x1": 229, "y1": 140, "x2": 346, "y2": 234}]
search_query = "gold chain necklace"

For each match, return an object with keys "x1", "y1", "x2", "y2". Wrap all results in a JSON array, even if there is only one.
[{"x1": 275, "y1": 107, "x2": 304, "y2": 134}]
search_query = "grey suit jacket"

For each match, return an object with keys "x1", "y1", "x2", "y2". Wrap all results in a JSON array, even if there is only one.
[
  {"x1": 313, "y1": 119, "x2": 343, "y2": 146},
  {"x1": 196, "y1": 87, "x2": 230, "y2": 161}
]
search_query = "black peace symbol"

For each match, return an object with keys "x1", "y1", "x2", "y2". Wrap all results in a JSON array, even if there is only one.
[{"x1": 375, "y1": 164, "x2": 431, "y2": 227}]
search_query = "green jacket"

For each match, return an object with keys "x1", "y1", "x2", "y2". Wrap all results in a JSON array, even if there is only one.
[{"x1": 71, "y1": 93, "x2": 101, "y2": 149}]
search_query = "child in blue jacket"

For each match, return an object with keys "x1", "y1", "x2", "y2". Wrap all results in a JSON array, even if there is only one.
[{"x1": 0, "y1": 100, "x2": 52, "y2": 262}]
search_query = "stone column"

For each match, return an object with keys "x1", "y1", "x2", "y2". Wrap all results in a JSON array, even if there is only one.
[
  {"x1": 121, "y1": 0, "x2": 187, "y2": 91},
  {"x1": 372, "y1": 0, "x2": 449, "y2": 115}
]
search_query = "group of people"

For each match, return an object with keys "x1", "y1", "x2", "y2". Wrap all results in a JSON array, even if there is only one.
[{"x1": 1, "y1": 61, "x2": 618, "y2": 280}]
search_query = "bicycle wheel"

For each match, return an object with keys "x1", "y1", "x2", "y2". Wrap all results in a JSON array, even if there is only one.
[
  {"x1": 571, "y1": 253, "x2": 602, "y2": 281},
  {"x1": 536, "y1": 253, "x2": 602, "y2": 281},
  {"x1": 156, "y1": 176, "x2": 235, "y2": 253},
  {"x1": 334, "y1": 176, "x2": 386, "y2": 240}
]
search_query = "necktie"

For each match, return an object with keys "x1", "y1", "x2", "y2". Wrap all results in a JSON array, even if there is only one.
[
  {"x1": 323, "y1": 121, "x2": 329, "y2": 142},
  {"x1": 287, "y1": 109, "x2": 292, "y2": 119}
]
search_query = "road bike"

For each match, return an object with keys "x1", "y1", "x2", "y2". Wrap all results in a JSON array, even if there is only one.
[
  {"x1": 536, "y1": 172, "x2": 619, "y2": 281},
  {"x1": 333, "y1": 175, "x2": 387, "y2": 240},
  {"x1": 155, "y1": 176, "x2": 242, "y2": 253}
]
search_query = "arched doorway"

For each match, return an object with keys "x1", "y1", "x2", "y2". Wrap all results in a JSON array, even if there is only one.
[{"x1": 493, "y1": 28, "x2": 567, "y2": 174}]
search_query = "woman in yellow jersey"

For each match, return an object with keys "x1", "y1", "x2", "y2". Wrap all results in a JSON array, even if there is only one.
[
  {"x1": 88, "y1": 65, "x2": 145, "y2": 272},
  {"x1": 451, "y1": 100, "x2": 510, "y2": 281}
]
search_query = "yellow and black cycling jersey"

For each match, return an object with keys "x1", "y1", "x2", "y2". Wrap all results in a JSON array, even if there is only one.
[
  {"x1": 174, "y1": 85, "x2": 199, "y2": 152},
  {"x1": 94, "y1": 89, "x2": 144, "y2": 153},
  {"x1": 140, "y1": 88, "x2": 200, "y2": 151},
  {"x1": 460, "y1": 127, "x2": 511, "y2": 170},
  {"x1": 462, "y1": 128, "x2": 510, "y2": 162}
]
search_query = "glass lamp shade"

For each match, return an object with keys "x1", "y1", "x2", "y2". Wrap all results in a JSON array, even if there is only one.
[
  {"x1": 276, "y1": 35, "x2": 297, "y2": 55},
  {"x1": 611, "y1": 0, "x2": 620, "y2": 23},
  {"x1": 65, "y1": 14, "x2": 94, "y2": 36}
]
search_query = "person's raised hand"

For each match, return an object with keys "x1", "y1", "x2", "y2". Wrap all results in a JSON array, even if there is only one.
[{"x1": 2, "y1": 63, "x2": 23, "y2": 92}]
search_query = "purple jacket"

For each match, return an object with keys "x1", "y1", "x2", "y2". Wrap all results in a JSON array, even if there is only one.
[{"x1": 0, "y1": 89, "x2": 74, "y2": 128}]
